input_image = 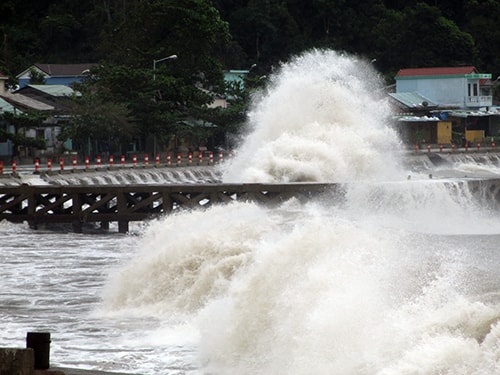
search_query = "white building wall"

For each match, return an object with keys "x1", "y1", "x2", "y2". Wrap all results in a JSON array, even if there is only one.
[{"x1": 397, "y1": 77, "x2": 466, "y2": 107}]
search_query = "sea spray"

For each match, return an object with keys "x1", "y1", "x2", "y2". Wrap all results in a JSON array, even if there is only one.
[
  {"x1": 222, "y1": 49, "x2": 402, "y2": 183},
  {"x1": 102, "y1": 49, "x2": 500, "y2": 374},
  {"x1": 102, "y1": 201, "x2": 299, "y2": 315}
]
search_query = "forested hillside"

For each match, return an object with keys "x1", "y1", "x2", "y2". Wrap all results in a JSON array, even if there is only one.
[
  {"x1": 1, "y1": 0, "x2": 499, "y2": 81},
  {"x1": 1, "y1": 0, "x2": 499, "y2": 156}
]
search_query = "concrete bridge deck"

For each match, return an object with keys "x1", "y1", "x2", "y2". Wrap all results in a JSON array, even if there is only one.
[{"x1": 0, "y1": 182, "x2": 339, "y2": 233}]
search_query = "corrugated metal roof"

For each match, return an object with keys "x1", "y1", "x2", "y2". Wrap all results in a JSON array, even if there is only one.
[
  {"x1": 34, "y1": 63, "x2": 96, "y2": 77},
  {"x1": 389, "y1": 92, "x2": 437, "y2": 108},
  {"x1": 0, "y1": 92, "x2": 54, "y2": 111},
  {"x1": 0, "y1": 97, "x2": 18, "y2": 113},
  {"x1": 16, "y1": 63, "x2": 97, "y2": 79},
  {"x1": 396, "y1": 66, "x2": 477, "y2": 77},
  {"x1": 395, "y1": 115, "x2": 440, "y2": 122},
  {"x1": 27, "y1": 84, "x2": 79, "y2": 97},
  {"x1": 447, "y1": 109, "x2": 500, "y2": 118}
]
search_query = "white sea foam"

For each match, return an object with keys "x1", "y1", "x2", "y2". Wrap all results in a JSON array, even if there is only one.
[
  {"x1": 222, "y1": 49, "x2": 402, "y2": 183},
  {"x1": 102, "y1": 49, "x2": 500, "y2": 374}
]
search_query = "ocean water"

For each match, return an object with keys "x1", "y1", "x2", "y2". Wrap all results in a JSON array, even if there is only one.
[{"x1": 2, "y1": 49, "x2": 500, "y2": 375}]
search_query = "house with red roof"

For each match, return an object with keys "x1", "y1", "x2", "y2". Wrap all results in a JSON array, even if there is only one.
[
  {"x1": 391, "y1": 66, "x2": 500, "y2": 146},
  {"x1": 395, "y1": 66, "x2": 493, "y2": 108}
]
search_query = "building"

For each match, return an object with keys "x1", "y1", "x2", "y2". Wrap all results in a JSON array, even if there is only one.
[
  {"x1": 0, "y1": 70, "x2": 80, "y2": 159},
  {"x1": 391, "y1": 66, "x2": 500, "y2": 146},
  {"x1": 16, "y1": 63, "x2": 96, "y2": 88}
]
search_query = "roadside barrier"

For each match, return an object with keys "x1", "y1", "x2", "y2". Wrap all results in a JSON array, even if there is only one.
[{"x1": 5, "y1": 150, "x2": 237, "y2": 175}]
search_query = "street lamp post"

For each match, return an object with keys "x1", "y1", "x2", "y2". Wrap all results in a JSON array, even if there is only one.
[
  {"x1": 153, "y1": 54, "x2": 177, "y2": 80},
  {"x1": 152, "y1": 54, "x2": 177, "y2": 156}
]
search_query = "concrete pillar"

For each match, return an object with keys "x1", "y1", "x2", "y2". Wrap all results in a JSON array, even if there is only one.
[
  {"x1": 0, "y1": 347, "x2": 35, "y2": 375},
  {"x1": 26, "y1": 332, "x2": 50, "y2": 370},
  {"x1": 118, "y1": 221, "x2": 129, "y2": 233}
]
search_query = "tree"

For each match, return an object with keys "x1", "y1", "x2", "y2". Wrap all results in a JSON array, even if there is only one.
[
  {"x1": 59, "y1": 79, "x2": 137, "y2": 157},
  {"x1": 1, "y1": 112, "x2": 47, "y2": 158},
  {"x1": 67, "y1": 0, "x2": 231, "y2": 154},
  {"x1": 378, "y1": 3, "x2": 477, "y2": 75},
  {"x1": 465, "y1": 0, "x2": 500, "y2": 78}
]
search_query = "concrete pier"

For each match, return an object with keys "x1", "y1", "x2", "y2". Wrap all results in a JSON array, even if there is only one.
[{"x1": 0, "y1": 182, "x2": 339, "y2": 233}]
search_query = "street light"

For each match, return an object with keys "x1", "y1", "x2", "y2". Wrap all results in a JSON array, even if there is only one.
[{"x1": 153, "y1": 54, "x2": 177, "y2": 80}]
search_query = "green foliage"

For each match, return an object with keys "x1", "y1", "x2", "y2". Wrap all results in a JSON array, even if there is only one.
[
  {"x1": 1, "y1": 0, "x2": 500, "y2": 153},
  {"x1": 59, "y1": 78, "x2": 137, "y2": 154},
  {"x1": 29, "y1": 68, "x2": 46, "y2": 85},
  {"x1": 1, "y1": 111, "x2": 47, "y2": 149}
]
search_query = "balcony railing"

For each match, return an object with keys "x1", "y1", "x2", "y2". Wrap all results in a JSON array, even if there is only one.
[{"x1": 466, "y1": 95, "x2": 492, "y2": 107}]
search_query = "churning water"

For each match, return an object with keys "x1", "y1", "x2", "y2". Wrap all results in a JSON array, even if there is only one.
[{"x1": 2, "y1": 49, "x2": 500, "y2": 375}]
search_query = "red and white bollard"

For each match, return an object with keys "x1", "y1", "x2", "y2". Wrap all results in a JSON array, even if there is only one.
[
  {"x1": 492, "y1": 141, "x2": 496, "y2": 149},
  {"x1": 72, "y1": 157, "x2": 77, "y2": 170},
  {"x1": 132, "y1": 154, "x2": 137, "y2": 167},
  {"x1": 97, "y1": 155, "x2": 102, "y2": 167},
  {"x1": 415, "y1": 144, "x2": 419, "y2": 153},
  {"x1": 12, "y1": 160, "x2": 17, "y2": 174},
  {"x1": 144, "y1": 154, "x2": 149, "y2": 166},
  {"x1": 209, "y1": 151, "x2": 214, "y2": 164},
  {"x1": 452, "y1": 143, "x2": 456, "y2": 152},
  {"x1": 47, "y1": 159, "x2": 52, "y2": 172},
  {"x1": 0, "y1": 160, "x2": 3, "y2": 174},
  {"x1": 465, "y1": 142, "x2": 469, "y2": 152},
  {"x1": 188, "y1": 152, "x2": 193, "y2": 164},
  {"x1": 198, "y1": 151, "x2": 203, "y2": 164},
  {"x1": 166, "y1": 153, "x2": 171, "y2": 166},
  {"x1": 477, "y1": 142, "x2": 481, "y2": 151},
  {"x1": 229, "y1": 150, "x2": 233, "y2": 158},
  {"x1": 59, "y1": 158, "x2": 65, "y2": 171},
  {"x1": 219, "y1": 151, "x2": 223, "y2": 163},
  {"x1": 34, "y1": 159, "x2": 40, "y2": 173},
  {"x1": 155, "y1": 154, "x2": 160, "y2": 165},
  {"x1": 177, "y1": 153, "x2": 182, "y2": 165},
  {"x1": 121, "y1": 155, "x2": 125, "y2": 167},
  {"x1": 427, "y1": 144, "x2": 431, "y2": 153},
  {"x1": 109, "y1": 155, "x2": 114, "y2": 167},
  {"x1": 439, "y1": 144, "x2": 443, "y2": 153},
  {"x1": 85, "y1": 156, "x2": 90, "y2": 169}
]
